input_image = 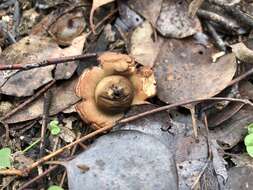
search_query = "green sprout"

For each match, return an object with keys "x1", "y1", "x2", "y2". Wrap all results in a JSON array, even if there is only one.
[
  {"x1": 244, "y1": 123, "x2": 253, "y2": 157},
  {"x1": 0, "y1": 147, "x2": 11, "y2": 169},
  {"x1": 49, "y1": 119, "x2": 61, "y2": 136},
  {"x1": 248, "y1": 123, "x2": 253, "y2": 134},
  {"x1": 48, "y1": 185, "x2": 64, "y2": 190}
]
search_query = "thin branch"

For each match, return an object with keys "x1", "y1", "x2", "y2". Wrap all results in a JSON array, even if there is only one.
[
  {"x1": 0, "y1": 97, "x2": 252, "y2": 176},
  {"x1": 205, "y1": 21, "x2": 226, "y2": 51},
  {"x1": 39, "y1": 91, "x2": 52, "y2": 157},
  {"x1": 198, "y1": 9, "x2": 240, "y2": 34},
  {"x1": 17, "y1": 165, "x2": 58, "y2": 190},
  {"x1": 0, "y1": 53, "x2": 97, "y2": 71},
  {"x1": 210, "y1": 1, "x2": 253, "y2": 28},
  {"x1": 0, "y1": 80, "x2": 56, "y2": 121},
  {"x1": 228, "y1": 67, "x2": 253, "y2": 87},
  {"x1": 118, "y1": 97, "x2": 253, "y2": 125}
]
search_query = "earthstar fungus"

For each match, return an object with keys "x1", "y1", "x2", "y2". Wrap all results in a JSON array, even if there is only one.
[{"x1": 75, "y1": 52, "x2": 156, "y2": 129}]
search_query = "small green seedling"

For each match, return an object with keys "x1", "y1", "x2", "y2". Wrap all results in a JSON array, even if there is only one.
[
  {"x1": 48, "y1": 185, "x2": 64, "y2": 190},
  {"x1": 49, "y1": 119, "x2": 61, "y2": 135},
  {"x1": 244, "y1": 123, "x2": 253, "y2": 157},
  {"x1": 0, "y1": 147, "x2": 11, "y2": 169},
  {"x1": 248, "y1": 123, "x2": 253, "y2": 134}
]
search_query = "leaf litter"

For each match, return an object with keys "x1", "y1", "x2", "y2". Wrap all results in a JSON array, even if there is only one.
[{"x1": 2, "y1": 0, "x2": 253, "y2": 189}]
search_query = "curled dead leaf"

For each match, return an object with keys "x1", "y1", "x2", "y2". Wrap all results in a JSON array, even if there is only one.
[
  {"x1": 49, "y1": 11, "x2": 85, "y2": 46},
  {"x1": 89, "y1": 0, "x2": 115, "y2": 33},
  {"x1": 130, "y1": 21, "x2": 163, "y2": 68},
  {"x1": 75, "y1": 52, "x2": 156, "y2": 129},
  {"x1": 231, "y1": 42, "x2": 253, "y2": 64}
]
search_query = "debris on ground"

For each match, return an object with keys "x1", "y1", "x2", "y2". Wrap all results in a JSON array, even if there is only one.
[{"x1": 2, "y1": 0, "x2": 253, "y2": 190}]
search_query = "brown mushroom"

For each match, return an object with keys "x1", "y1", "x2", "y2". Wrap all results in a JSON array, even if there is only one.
[{"x1": 75, "y1": 52, "x2": 156, "y2": 129}]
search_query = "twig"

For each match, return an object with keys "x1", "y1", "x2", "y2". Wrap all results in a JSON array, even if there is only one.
[
  {"x1": 210, "y1": 1, "x2": 253, "y2": 28},
  {"x1": 189, "y1": 106, "x2": 198, "y2": 139},
  {"x1": 190, "y1": 116, "x2": 212, "y2": 189},
  {"x1": 60, "y1": 133, "x2": 84, "y2": 187},
  {"x1": 22, "y1": 139, "x2": 41, "y2": 154},
  {"x1": 197, "y1": 9, "x2": 240, "y2": 34},
  {"x1": 0, "y1": 80, "x2": 56, "y2": 121},
  {"x1": 17, "y1": 165, "x2": 58, "y2": 190},
  {"x1": 3, "y1": 123, "x2": 10, "y2": 143},
  {"x1": 118, "y1": 97, "x2": 253, "y2": 125},
  {"x1": 39, "y1": 91, "x2": 52, "y2": 157},
  {"x1": 0, "y1": 53, "x2": 97, "y2": 71},
  {"x1": 91, "y1": 9, "x2": 118, "y2": 34},
  {"x1": 0, "y1": 97, "x2": 252, "y2": 176},
  {"x1": 205, "y1": 21, "x2": 226, "y2": 51},
  {"x1": 228, "y1": 67, "x2": 253, "y2": 87},
  {"x1": 190, "y1": 159, "x2": 211, "y2": 189}
]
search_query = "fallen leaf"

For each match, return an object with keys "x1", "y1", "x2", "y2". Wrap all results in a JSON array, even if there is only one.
[
  {"x1": 239, "y1": 81, "x2": 253, "y2": 100},
  {"x1": 5, "y1": 77, "x2": 80, "y2": 124},
  {"x1": 116, "y1": 3, "x2": 144, "y2": 32},
  {"x1": 0, "y1": 35, "x2": 57, "y2": 97},
  {"x1": 225, "y1": 166, "x2": 253, "y2": 190},
  {"x1": 209, "y1": 107, "x2": 252, "y2": 149},
  {"x1": 129, "y1": 21, "x2": 163, "y2": 67},
  {"x1": 89, "y1": 0, "x2": 115, "y2": 33},
  {"x1": 231, "y1": 42, "x2": 253, "y2": 64},
  {"x1": 54, "y1": 34, "x2": 87, "y2": 80},
  {"x1": 156, "y1": 0, "x2": 202, "y2": 38},
  {"x1": 188, "y1": 0, "x2": 204, "y2": 17},
  {"x1": 125, "y1": 0, "x2": 163, "y2": 26},
  {"x1": 0, "y1": 33, "x2": 86, "y2": 97},
  {"x1": 230, "y1": 153, "x2": 253, "y2": 168},
  {"x1": 176, "y1": 135, "x2": 209, "y2": 189},
  {"x1": 210, "y1": 140, "x2": 228, "y2": 186},
  {"x1": 49, "y1": 11, "x2": 86, "y2": 46},
  {"x1": 59, "y1": 127, "x2": 76, "y2": 143},
  {"x1": 154, "y1": 38, "x2": 237, "y2": 103},
  {"x1": 207, "y1": 102, "x2": 244, "y2": 128}
]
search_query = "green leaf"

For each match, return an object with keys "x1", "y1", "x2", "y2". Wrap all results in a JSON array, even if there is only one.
[
  {"x1": 248, "y1": 123, "x2": 253, "y2": 134},
  {"x1": 49, "y1": 119, "x2": 61, "y2": 136},
  {"x1": 0, "y1": 148, "x2": 11, "y2": 169},
  {"x1": 246, "y1": 146, "x2": 253, "y2": 157},
  {"x1": 245, "y1": 133, "x2": 253, "y2": 147},
  {"x1": 48, "y1": 185, "x2": 64, "y2": 190}
]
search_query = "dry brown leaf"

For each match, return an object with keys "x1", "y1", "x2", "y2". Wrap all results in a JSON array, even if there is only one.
[
  {"x1": 209, "y1": 107, "x2": 252, "y2": 149},
  {"x1": 0, "y1": 35, "x2": 58, "y2": 97},
  {"x1": 156, "y1": 0, "x2": 202, "y2": 38},
  {"x1": 188, "y1": 0, "x2": 204, "y2": 17},
  {"x1": 5, "y1": 77, "x2": 80, "y2": 124},
  {"x1": 89, "y1": 0, "x2": 115, "y2": 33},
  {"x1": 126, "y1": 0, "x2": 163, "y2": 26},
  {"x1": 154, "y1": 38, "x2": 237, "y2": 103},
  {"x1": 129, "y1": 21, "x2": 163, "y2": 68},
  {"x1": 54, "y1": 34, "x2": 87, "y2": 80},
  {"x1": 0, "y1": 33, "x2": 86, "y2": 97},
  {"x1": 207, "y1": 102, "x2": 244, "y2": 128},
  {"x1": 231, "y1": 42, "x2": 253, "y2": 64},
  {"x1": 225, "y1": 166, "x2": 253, "y2": 189},
  {"x1": 49, "y1": 11, "x2": 85, "y2": 46}
]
